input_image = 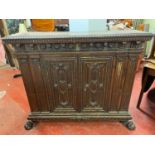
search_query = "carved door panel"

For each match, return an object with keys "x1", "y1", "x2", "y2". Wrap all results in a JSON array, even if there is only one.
[
  {"x1": 40, "y1": 55, "x2": 78, "y2": 112},
  {"x1": 79, "y1": 55, "x2": 114, "y2": 111}
]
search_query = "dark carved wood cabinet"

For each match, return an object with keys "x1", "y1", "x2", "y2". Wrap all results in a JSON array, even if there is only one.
[{"x1": 2, "y1": 31, "x2": 152, "y2": 130}]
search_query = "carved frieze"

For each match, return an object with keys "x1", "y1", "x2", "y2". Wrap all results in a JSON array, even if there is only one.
[
  {"x1": 2, "y1": 31, "x2": 152, "y2": 53},
  {"x1": 11, "y1": 41, "x2": 145, "y2": 52}
]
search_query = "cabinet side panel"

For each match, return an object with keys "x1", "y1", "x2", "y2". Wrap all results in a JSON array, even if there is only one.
[
  {"x1": 29, "y1": 57, "x2": 50, "y2": 112},
  {"x1": 120, "y1": 54, "x2": 139, "y2": 110},
  {"x1": 110, "y1": 55, "x2": 128, "y2": 111},
  {"x1": 18, "y1": 57, "x2": 39, "y2": 112}
]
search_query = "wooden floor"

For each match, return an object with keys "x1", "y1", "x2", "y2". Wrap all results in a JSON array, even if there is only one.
[{"x1": 0, "y1": 67, "x2": 155, "y2": 134}]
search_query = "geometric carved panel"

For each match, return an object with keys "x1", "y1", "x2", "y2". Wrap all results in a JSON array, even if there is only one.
[
  {"x1": 41, "y1": 56, "x2": 78, "y2": 112},
  {"x1": 79, "y1": 56, "x2": 114, "y2": 111}
]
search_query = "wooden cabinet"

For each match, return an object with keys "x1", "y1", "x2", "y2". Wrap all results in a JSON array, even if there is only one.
[{"x1": 2, "y1": 31, "x2": 152, "y2": 130}]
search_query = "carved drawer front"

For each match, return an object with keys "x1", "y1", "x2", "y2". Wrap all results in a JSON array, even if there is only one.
[{"x1": 79, "y1": 55, "x2": 114, "y2": 111}]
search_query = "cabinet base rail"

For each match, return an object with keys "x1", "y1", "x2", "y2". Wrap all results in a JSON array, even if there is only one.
[{"x1": 24, "y1": 111, "x2": 135, "y2": 130}]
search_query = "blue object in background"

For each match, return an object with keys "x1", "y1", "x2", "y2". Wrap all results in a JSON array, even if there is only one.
[
  {"x1": 69, "y1": 19, "x2": 107, "y2": 32},
  {"x1": 69, "y1": 19, "x2": 89, "y2": 32},
  {"x1": 89, "y1": 19, "x2": 107, "y2": 32}
]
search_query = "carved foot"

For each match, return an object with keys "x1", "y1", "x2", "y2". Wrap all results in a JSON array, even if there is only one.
[
  {"x1": 24, "y1": 120, "x2": 37, "y2": 130},
  {"x1": 120, "y1": 120, "x2": 136, "y2": 130}
]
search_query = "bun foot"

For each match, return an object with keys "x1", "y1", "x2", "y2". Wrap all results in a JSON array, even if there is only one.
[
  {"x1": 120, "y1": 120, "x2": 136, "y2": 130},
  {"x1": 24, "y1": 120, "x2": 36, "y2": 130}
]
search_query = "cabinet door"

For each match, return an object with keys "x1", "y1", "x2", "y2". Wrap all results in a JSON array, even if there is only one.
[
  {"x1": 40, "y1": 55, "x2": 78, "y2": 112},
  {"x1": 79, "y1": 54, "x2": 114, "y2": 111}
]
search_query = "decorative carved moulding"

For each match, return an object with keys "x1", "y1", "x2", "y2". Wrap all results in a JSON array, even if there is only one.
[
  {"x1": 2, "y1": 31, "x2": 152, "y2": 52},
  {"x1": 5, "y1": 41, "x2": 145, "y2": 52}
]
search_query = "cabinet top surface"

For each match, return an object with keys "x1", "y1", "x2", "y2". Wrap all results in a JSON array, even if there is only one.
[{"x1": 3, "y1": 30, "x2": 153, "y2": 40}]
